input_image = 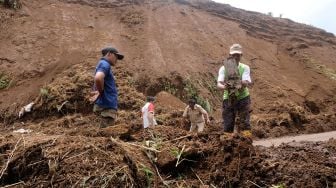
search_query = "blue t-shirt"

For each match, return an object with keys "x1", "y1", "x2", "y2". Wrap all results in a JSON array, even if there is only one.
[{"x1": 94, "y1": 58, "x2": 118, "y2": 110}]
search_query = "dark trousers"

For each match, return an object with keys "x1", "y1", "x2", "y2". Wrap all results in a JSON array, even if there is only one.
[{"x1": 222, "y1": 96, "x2": 251, "y2": 132}]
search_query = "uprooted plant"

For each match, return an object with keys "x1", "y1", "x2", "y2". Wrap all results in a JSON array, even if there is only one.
[
  {"x1": 170, "y1": 145, "x2": 196, "y2": 167},
  {"x1": 145, "y1": 131, "x2": 163, "y2": 150},
  {"x1": 139, "y1": 164, "x2": 154, "y2": 187}
]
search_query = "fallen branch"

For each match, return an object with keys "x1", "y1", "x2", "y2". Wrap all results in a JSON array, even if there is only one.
[
  {"x1": 90, "y1": 144, "x2": 112, "y2": 158},
  {"x1": 57, "y1": 100, "x2": 69, "y2": 112},
  {"x1": 144, "y1": 150, "x2": 169, "y2": 187},
  {"x1": 236, "y1": 153, "x2": 241, "y2": 177},
  {"x1": 0, "y1": 138, "x2": 22, "y2": 180},
  {"x1": 0, "y1": 181, "x2": 25, "y2": 187},
  {"x1": 128, "y1": 142, "x2": 161, "y2": 153},
  {"x1": 154, "y1": 164, "x2": 170, "y2": 187},
  {"x1": 191, "y1": 168, "x2": 204, "y2": 186},
  {"x1": 26, "y1": 160, "x2": 45, "y2": 168},
  {"x1": 21, "y1": 135, "x2": 26, "y2": 148},
  {"x1": 246, "y1": 180, "x2": 262, "y2": 188},
  {"x1": 43, "y1": 137, "x2": 58, "y2": 148},
  {"x1": 111, "y1": 135, "x2": 161, "y2": 153},
  {"x1": 176, "y1": 145, "x2": 185, "y2": 167},
  {"x1": 63, "y1": 149, "x2": 91, "y2": 161},
  {"x1": 60, "y1": 150, "x2": 73, "y2": 161},
  {"x1": 162, "y1": 134, "x2": 192, "y2": 144},
  {"x1": 177, "y1": 158, "x2": 197, "y2": 166}
]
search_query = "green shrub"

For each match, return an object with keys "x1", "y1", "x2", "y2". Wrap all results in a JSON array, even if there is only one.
[
  {"x1": 303, "y1": 56, "x2": 336, "y2": 80},
  {"x1": 0, "y1": 73, "x2": 11, "y2": 90},
  {"x1": 139, "y1": 164, "x2": 154, "y2": 187},
  {"x1": 271, "y1": 183, "x2": 286, "y2": 188},
  {"x1": 2, "y1": 0, "x2": 22, "y2": 9},
  {"x1": 163, "y1": 81, "x2": 178, "y2": 95},
  {"x1": 184, "y1": 79, "x2": 212, "y2": 113},
  {"x1": 40, "y1": 87, "x2": 53, "y2": 101},
  {"x1": 183, "y1": 79, "x2": 198, "y2": 99}
]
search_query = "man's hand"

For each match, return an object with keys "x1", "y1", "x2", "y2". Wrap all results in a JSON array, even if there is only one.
[
  {"x1": 236, "y1": 82, "x2": 242, "y2": 90},
  {"x1": 89, "y1": 91, "x2": 100, "y2": 103},
  {"x1": 217, "y1": 81, "x2": 227, "y2": 90},
  {"x1": 241, "y1": 80, "x2": 250, "y2": 87},
  {"x1": 182, "y1": 117, "x2": 189, "y2": 125},
  {"x1": 206, "y1": 119, "x2": 210, "y2": 125}
]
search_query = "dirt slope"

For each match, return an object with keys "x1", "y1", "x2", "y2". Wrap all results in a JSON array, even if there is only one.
[
  {"x1": 0, "y1": 0, "x2": 335, "y2": 187},
  {"x1": 1, "y1": 0, "x2": 335, "y2": 131}
]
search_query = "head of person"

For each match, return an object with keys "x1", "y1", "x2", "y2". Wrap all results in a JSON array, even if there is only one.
[
  {"x1": 188, "y1": 98, "x2": 196, "y2": 109},
  {"x1": 146, "y1": 96, "x2": 155, "y2": 103},
  {"x1": 229, "y1": 44, "x2": 243, "y2": 63},
  {"x1": 101, "y1": 47, "x2": 124, "y2": 66}
]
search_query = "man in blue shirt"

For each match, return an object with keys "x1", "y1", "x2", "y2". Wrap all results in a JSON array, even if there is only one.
[{"x1": 89, "y1": 47, "x2": 124, "y2": 128}]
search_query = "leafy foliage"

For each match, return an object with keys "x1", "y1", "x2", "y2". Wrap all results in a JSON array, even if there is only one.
[
  {"x1": 183, "y1": 79, "x2": 212, "y2": 113},
  {"x1": 271, "y1": 183, "x2": 286, "y2": 188},
  {"x1": 139, "y1": 164, "x2": 154, "y2": 187},
  {"x1": 0, "y1": 73, "x2": 11, "y2": 90}
]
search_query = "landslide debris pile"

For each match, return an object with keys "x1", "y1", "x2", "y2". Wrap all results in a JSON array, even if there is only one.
[
  {"x1": 0, "y1": 0, "x2": 336, "y2": 187},
  {"x1": 256, "y1": 139, "x2": 336, "y2": 187},
  {"x1": 1, "y1": 122, "x2": 335, "y2": 187},
  {"x1": 1, "y1": 0, "x2": 336, "y2": 138},
  {"x1": 0, "y1": 62, "x2": 334, "y2": 187}
]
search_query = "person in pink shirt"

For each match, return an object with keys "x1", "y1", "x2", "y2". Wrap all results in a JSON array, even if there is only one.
[{"x1": 141, "y1": 96, "x2": 157, "y2": 129}]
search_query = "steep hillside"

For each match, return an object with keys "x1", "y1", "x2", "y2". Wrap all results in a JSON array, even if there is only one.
[{"x1": 0, "y1": 0, "x2": 335, "y2": 187}]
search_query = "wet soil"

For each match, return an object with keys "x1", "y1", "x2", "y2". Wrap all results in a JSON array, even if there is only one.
[
  {"x1": 0, "y1": 0, "x2": 336, "y2": 187},
  {"x1": 254, "y1": 131, "x2": 336, "y2": 147}
]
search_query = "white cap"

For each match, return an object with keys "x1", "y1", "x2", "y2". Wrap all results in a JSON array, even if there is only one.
[{"x1": 229, "y1": 44, "x2": 242, "y2": 55}]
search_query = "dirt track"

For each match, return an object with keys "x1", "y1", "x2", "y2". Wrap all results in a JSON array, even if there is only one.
[{"x1": 254, "y1": 131, "x2": 336, "y2": 147}]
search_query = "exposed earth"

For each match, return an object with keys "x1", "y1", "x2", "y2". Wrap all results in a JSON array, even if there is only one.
[
  {"x1": 0, "y1": 0, "x2": 335, "y2": 187},
  {"x1": 254, "y1": 131, "x2": 336, "y2": 147}
]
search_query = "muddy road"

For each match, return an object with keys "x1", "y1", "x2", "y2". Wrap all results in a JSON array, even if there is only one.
[{"x1": 254, "y1": 130, "x2": 336, "y2": 147}]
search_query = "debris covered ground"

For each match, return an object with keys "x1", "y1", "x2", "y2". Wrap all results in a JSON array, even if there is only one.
[
  {"x1": 0, "y1": 0, "x2": 336, "y2": 187},
  {"x1": 0, "y1": 62, "x2": 334, "y2": 187}
]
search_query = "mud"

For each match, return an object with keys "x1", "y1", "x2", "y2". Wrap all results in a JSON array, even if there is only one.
[
  {"x1": 254, "y1": 131, "x2": 336, "y2": 147},
  {"x1": 0, "y1": 0, "x2": 336, "y2": 187}
]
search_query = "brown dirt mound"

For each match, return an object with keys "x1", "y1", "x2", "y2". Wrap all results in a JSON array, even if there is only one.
[
  {"x1": 0, "y1": 133, "x2": 150, "y2": 187},
  {"x1": 251, "y1": 98, "x2": 336, "y2": 138},
  {"x1": 1, "y1": 0, "x2": 336, "y2": 187},
  {"x1": 256, "y1": 139, "x2": 336, "y2": 187},
  {"x1": 0, "y1": 114, "x2": 335, "y2": 187},
  {"x1": 155, "y1": 91, "x2": 186, "y2": 111}
]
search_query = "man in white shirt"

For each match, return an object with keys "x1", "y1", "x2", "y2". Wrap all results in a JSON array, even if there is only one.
[
  {"x1": 217, "y1": 44, "x2": 252, "y2": 134},
  {"x1": 183, "y1": 98, "x2": 210, "y2": 133}
]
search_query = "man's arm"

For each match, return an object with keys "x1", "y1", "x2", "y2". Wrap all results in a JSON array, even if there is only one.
[
  {"x1": 182, "y1": 106, "x2": 189, "y2": 118},
  {"x1": 241, "y1": 65, "x2": 252, "y2": 87},
  {"x1": 147, "y1": 103, "x2": 156, "y2": 126},
  {"x1": 89, "y1": 71, "x2": 105, "y2": 103},
  {"x1": 197, "y1": 105, "x2": 210, "y2": 124},
  {"x1": 94, "y1": 72, "x2": 105, "y2": 95},
  {"x1": 217, "y1": 81, "x2": 227, "y2": 90},
  {"x1": 147, "y1": 112, "x2": 155, "y2": 126},
  {"x1": 217, "y1": 66, "x2": 227, "y2": 90}
]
